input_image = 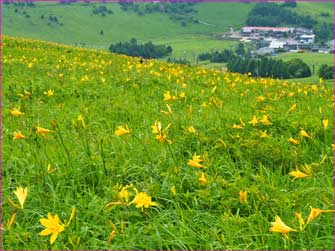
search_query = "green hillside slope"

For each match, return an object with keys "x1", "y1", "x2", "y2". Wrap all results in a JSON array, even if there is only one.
[
  {"x1": 2, "y1": 36, "x2": 334, "y2": 250},
  {"x1": 2, "y1": 2, "x2": 255, "y2": 57}
]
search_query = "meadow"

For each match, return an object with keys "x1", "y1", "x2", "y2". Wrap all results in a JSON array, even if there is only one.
[{"x1": 2, "y1": 35, "x2": 334, "y2": 250}]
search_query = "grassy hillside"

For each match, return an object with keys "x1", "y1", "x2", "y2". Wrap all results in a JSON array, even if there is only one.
[
  {"x1": 2, "y1": 1, "x2": 254, "y2": 58},
  {"x1": 2, "y1": 36, "x2": 334, "y2": 250},
  {"x1": 291, "y1": 1, "x2": 334, "y2": 24},
  {"x1": 273, "y1": 52, "x2": 334, "y2": 83}
]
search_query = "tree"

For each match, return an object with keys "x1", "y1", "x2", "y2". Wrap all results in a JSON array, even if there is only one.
[
  {"x1": 286, "y1": 59, "x2": 311, "y2": 78},
  {"x1": 319, "y1": 64, "x2": 334, "y2": 79},
  {"x1": 235, "y1": 43, "x2": 245, "y2": 56}
]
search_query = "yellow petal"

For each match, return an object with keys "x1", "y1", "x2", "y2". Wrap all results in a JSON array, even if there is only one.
[
  {"x1": 50, "y1": 232, "x2": 59, "y2": 244},
  {"x1": 39, "y1": 228, "x2": 53, "y2": 236}
]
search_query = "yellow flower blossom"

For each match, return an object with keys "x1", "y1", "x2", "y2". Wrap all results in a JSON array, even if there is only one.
[
  {"x1": 164, "y1": 91, "x2": 177, "y2": 101},
  {"x1": 288, "y1": 137, "x2": 299, "y2": 145},
  {"x1": 232, "y1": 124, "x2": 243, "y2": 129},
  {"x1": 239, "y1": 191, "x2": 247, "y2": 203},
  {"x1": 39, "y1": 213, "x2": 65, "y2": 244},
  {"x1": 36, "y1": 126, "x2": 53, "y2": 135},
  {"x1": 14, "y1": 187, "x2": 28, "y2": 209},
  {"x1": 288, "y1": 104, "x2": 297, "y2": 112},
  {"x1": 170, "y1": 186, "x2": 176, "y2": 195},
  {"x1": 259, "y1": 115, "x2": 272, "y2": 125},
  {"x1": 257, "y1": 96, "x2": 265, "y2": 102},
  {"x1": 7, "y1": 213, "x2": 16, "y2": 230},
  {"x1": 187, "y1": 126, "x2": 196, "y2": 134},
  {"x1": 300, "y1": 129, "x2": 310, "y2": 138},
  {"x1": 188, "y1": 153, "x2": 204, "y2": 168},
  {"x1": 306, "y1": 207, "x2": 335, "y2": 224},
  {"x1": 44, "y1": 89, "x2": 54, "y2": 97},
  {"x1": 289, "y1": 169, "x2": 310, "y2": 179},
  {"x1": 77, "y1": 115, "x2": 86, "y2": 128},
  {"x1": 151, "y1": 121, "x2": 171, "y2": 144},
  {"x1": 322, "y1": 119, "x2": 329, "y2": 129},
  {"x1": 198, "y1": 172, "x2": 207, "y2": 185},
  {"x1": 13, "y1": 131, "x2": 26, "y2": 140},
  {"x1": 179, "y1": 92, "x2": 186, "y2": 98},
  {"x1": 118, "y1": 186, "x2": 130, "y2": 203},
  {"x1": 248, "y1": 116, "x2": 258, "y2": 126},
  {"x1": 269, "y1": 215, "x2": 296, "y2": 236},
  {"x1": 260, "y1": 130, "x2": 268, "y2": 138},
  {"x1": 115, "y1": 125, "x2": 131, "y2": 136},
  {"x1": 130, "y1": 192, "x2": 157, "y2": 210},
  {"x1": 11, "y1": 108, "x2": 24, "y2": 117}
]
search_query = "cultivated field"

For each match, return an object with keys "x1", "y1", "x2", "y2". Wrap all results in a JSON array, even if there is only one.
[{"x1": 2, "y1": 36, "x2": 334, "y2": 250}]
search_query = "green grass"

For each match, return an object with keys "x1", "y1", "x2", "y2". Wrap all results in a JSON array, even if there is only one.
[
  {"x1": 2, "y1": 1, "x2": 251, "y2": 57},
  {"x1": 290, "y1": 1, "x2": 334, "y2": 24},
  {"x1": 273, "y1": 52, "x2": 334, "y2": 84},
  {"x1": 2, "y1": 36, "x2": 334, "y2": 250}
]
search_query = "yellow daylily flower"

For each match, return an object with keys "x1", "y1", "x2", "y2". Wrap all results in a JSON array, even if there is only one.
[
  {"x1": 7, "y1": 213, "x2": 17, "y2": 230},
  {"x1": 14, "y1": 187, "x2": 28, "y2": 209},
  {"x1": 77, "y1": 115, "x2": 86, "y2": 128},
  {"x1": 259, "y1": 115, "x2": 272, "y2": 125},
  {"x1": 13, "y1": 131, "x2": 26, "y2": 140},
  {"x1": 11, "y1": 108, "x2": 24, "y2": 117},
  {"x1": 248, "y1": 116, "x2": 258, "y2": 126},
  {"x1": 288, "y1": 137, "x2": 299, "y2": 145},
  {"x1": 300, "y1": 129, "x2": 310, "y2": 138},
  {"x1": 306, "y1": 207, "x2": 335, "y2": 224},
  {"x1": 198, "y1": 172, "x2": 207, "y2": 185},
  {"x1": 260, "y1": 130, "x2": 268, "y2": 138},
  {"x1": 129, "y1": 192, "x2": 158, "y2": 210},
  {"x1": 187, "y1": 126, "x2": 196, "y2": 134},
  {"x1": 232, "y1": 124, "x2": 243, "y2": 129},
  {"x1": 239, "y1": 191, "x2": 247, "y2": 203},
  {"x1": 115, "y1": 125, "x2": 131, "y2": 136},
  {"x1": 322, "y1": 119, "x2": 329, "y2": 129},
  {"x1": 269, "y1": 216, "x2": 296, "y2": 235},
  {"x1": 170, "y1": 186, "x2": 176, "y2": 195},
  {"x1": 44, "y1": 89, "x2": 54, "y2": 97},
  {"x1": 289, "y1": 169, "x2": 310, "y2": 179},
  {"x1": 163, "y1": 91, "x2": 177, "y2": 101},
  {"x1": 257, "y1": 96, "x2": 265, "y2": 102},
  {"x1": 36, "y1": 126, "x2": 53, "y2": 135},
  {"x1": 188, "y1": 153, "x2": 204, "y2": 168},
  {"x1": 118, "y1": 186, "x2": 131, "y2": 203},
  {"x1": 39, "y1": 213, "x2": 65, "y2": 244}
]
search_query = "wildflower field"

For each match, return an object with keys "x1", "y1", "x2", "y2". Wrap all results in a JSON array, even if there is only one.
[{"x1": 2, "y1": 36, "x2": 334, "y2": 250}]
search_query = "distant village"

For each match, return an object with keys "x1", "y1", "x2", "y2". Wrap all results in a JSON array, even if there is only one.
[{"x1": 224, "y1": 26, "x2": 334, "y2": 56}]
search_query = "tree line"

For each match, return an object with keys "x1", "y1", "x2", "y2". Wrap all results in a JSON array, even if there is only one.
[
  {"x1": 227, "y1": 57, "x2": 311, "y2": 79},
  {"x1": 109, "y1": 38, "x2": 172, "y2": 59},
  {"x1": 247, "y1": 3, "x2": 315, "y2": 29},
  {"x1": 198, "y1": 45, "x2": 312, "y2": 79}
]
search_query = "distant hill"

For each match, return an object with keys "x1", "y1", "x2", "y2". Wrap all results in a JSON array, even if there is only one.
[
  {"x1": 2, "y1": 1, "x2": 254, "y2": 57},
  {"x1": 2, "y1": 1, "x2": 333, "y2": 61}
]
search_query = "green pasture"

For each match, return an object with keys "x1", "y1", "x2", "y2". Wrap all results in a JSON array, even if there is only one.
[{"x1": 2, "y1": 36, "x2": 334, "y2": 250}]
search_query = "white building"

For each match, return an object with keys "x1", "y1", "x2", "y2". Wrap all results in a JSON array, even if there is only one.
[
  {"x1": 269, "y1": 41, "x2": 286, "y2": 49},
  {"x1": 300, "y1": 35, "x2": 315, "y2": 44}
]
